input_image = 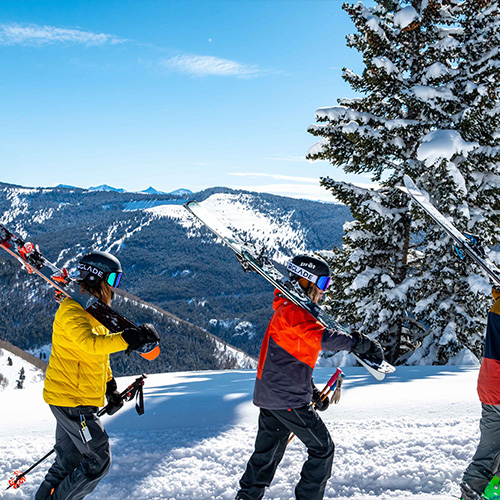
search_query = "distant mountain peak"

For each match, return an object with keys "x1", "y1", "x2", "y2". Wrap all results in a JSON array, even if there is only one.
[
  {"x1": 169, "y1": 188, "x2": 193, "y2": 196},
  {"x1": 88, "y1": 184, "x2": 126, "y2": 193},
  {"x1": 141, "y1": 186, "x2": 167, "y2": 195}
]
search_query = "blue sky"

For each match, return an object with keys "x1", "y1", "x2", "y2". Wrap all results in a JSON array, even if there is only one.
[{"x1": 0, "y1": 0, "x2": 373, "y2": 201}]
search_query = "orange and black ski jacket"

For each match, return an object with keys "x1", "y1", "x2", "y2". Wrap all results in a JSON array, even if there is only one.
[
  {"x1": 478, "y1": 288, "x2": 500, "y2": 405},
  {"x1": 253, "y1": 289, "x2": 355, "y2": 410}
]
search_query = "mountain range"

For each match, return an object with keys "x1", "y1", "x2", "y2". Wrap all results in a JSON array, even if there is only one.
[
  {"x1": 57, "y1": 183, "x2": 191, "y2": 196},
  {"x1": 0, "y1": 181, "x2": 352, "y2": 374}
]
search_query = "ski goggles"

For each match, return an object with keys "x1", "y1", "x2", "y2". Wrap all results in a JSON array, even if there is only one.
[
  {"x1": 315, "y1": 275, "x2": 332, "y2": 291},
  {"x1": 106, "y1": 272, "x2": 122, "y2": 288}
]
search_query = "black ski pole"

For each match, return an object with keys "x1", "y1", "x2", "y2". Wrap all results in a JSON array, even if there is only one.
[
  {"x1": 7, "y1": 450, "x2": 55, "y2": 490},
  {"x1": 6, "y1": 374, "x2": 147, "y2": 490}
]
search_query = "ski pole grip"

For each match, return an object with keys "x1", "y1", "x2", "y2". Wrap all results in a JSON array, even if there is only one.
[
  {"x1": 326, "y1": 368, "x2": 342, "y2": 388},
  {"x1": 319, "y1": 367, "x2": 343, "y2": 398}
]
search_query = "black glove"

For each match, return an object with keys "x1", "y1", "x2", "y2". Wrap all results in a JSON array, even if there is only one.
[
  {"x1": 122, "y1": 323, "x2": 160, "y2": 351},
  {"x1": 105, "y1": 378, "x2": 123, "y2": 416},
  {"x1": 351, "y1": 331, "x2": 384, "y2": 359},
  {"x1": 312, "y1": 384, "x2": 330, "y2": 412}
]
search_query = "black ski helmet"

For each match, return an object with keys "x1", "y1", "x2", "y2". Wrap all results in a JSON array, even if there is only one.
[
  {"x1": 78, "y1": 251, "x2": 123, "y2": 289},
  {"x1": 287, "y1": 254, "x2": 332, "y2": 291}
]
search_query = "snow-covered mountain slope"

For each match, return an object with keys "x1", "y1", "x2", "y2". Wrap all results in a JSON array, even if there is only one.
[
  {"x1": 0, "y1": 182, "x2": 348, "y2": 271},
  {"x1": 0, "y1": 365, "x2": 481, "y2": 500},
  {"x1": 0, "y1": 182, "x2": 351, "y2": 365},
  {"x1": 88, "y1": 185, "x2": 126, "y2": 193},
  {"x1": 0, "y1": 346, "x2": 44, "y2": 391},
  {"x1": 149, "y1": 192, "x2": 311, "y2": 264}
]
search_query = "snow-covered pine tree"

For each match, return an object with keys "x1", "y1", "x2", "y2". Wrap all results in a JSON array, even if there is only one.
[
  {"x1": 453, "y1": 0, "x2": 500, "y2": 229},
  {"x1": 318, "y1": 182, "x2": 414, "y2": 363},
  {"x1": 407, "y1": 0, "x2": 500, "y2": 363},
  {"x1": 308, "y1": 0, "x2": 458, "y2": 363},
  {"x1": 308, "y1": 0, "x2": 500, "y2": 364}
]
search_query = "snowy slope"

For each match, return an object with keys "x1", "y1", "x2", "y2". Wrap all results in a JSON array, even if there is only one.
[
  {"x1": 148, "y1": 193, "x2": 310, "y2": 264},
  {"x1": 0, "y1": 348, "x2": 44, "y2": 391},
  {"x1": 0, "y1": 366, "x2": 480, "y2": 500},
  {"x1": 0, "y1": 181, "x2": 350, "y2": 365}
]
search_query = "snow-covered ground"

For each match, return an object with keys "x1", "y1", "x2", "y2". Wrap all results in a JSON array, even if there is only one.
[
  {"x1": 0, "y1": 349, "x2": 44, "y2": 391},
  {"x1": 0, "y1": 364, "x2": 481, "y2": 500}
]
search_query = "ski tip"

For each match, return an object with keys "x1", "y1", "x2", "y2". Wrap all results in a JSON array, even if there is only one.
[
  {"x1": 352, "y1": 352, "x2": 396, "y2": 381},
  {"x1": 378, "y1": 360, "x2": 396, "y2": 375},
  {"x1": 403, "y1": 174, "x2": 418, "y2": 191},
  {"x1": 398, "y1": 175, "x2": 417, "y2": 198},
  {"x1": 183, "y1": 200, "x2": 199, "y2": 210},
  {"x1": 138, "y1": 343, "x2": 160, "y2": 361}
]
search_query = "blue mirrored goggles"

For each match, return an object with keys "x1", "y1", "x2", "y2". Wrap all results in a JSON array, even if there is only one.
[
  {"x1": 106, "y1": 272, "x2": 122, "y2": 288},
  {"x1": 315, "y1": 275, "x2": 332, "y2": 291}
]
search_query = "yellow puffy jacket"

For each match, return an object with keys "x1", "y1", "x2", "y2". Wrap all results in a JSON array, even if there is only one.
[{"x1": 43, "y1": 297, "x2": 129, "y2": 407}]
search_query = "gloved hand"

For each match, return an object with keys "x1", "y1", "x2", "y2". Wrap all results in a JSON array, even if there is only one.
[
  {"x1": 105, "y1": 378, "x2": 123, "y2": 416},
  {"x1": 312, "y1": 384, "x2": 330, "y2": 412},
  {"x1": 351, "y1": 331, "x2": 384, "y2": 359},
  {"x1": 122, "y1": 323, "x2": 160, "y2": 351}
]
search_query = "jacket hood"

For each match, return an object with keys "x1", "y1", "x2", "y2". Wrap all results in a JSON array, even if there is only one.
[{"x1": 493, "y1": 287, "x2": 500, "y2": 301}]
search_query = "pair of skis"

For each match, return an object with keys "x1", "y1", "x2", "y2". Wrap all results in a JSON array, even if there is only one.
[
  {"x1": 0, "y1": 225, "x2": 160, "y2": 361},
  {"x1": 184, "y1": 201, "x2": 396, "y2": 380}
]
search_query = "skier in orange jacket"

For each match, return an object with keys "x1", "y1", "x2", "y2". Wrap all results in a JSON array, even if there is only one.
[{"x1": 236, "y1": 255, "x2": 383, "y2": 500}]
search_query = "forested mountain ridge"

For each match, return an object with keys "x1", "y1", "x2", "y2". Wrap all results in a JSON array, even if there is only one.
[{"x1": 0, "y1": 181, "x2": 351, "y2": 371}]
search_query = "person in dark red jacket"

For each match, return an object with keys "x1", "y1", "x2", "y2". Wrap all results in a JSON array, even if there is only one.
[
  {"x1": 235, "y1": 255, "x2": 384, "y2": 500},
  {"x1": 461, "y1": 287, "x2": 500, "y2": 500}
]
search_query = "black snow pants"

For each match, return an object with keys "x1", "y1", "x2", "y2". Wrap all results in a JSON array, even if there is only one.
[
  {"x1": 35, "y1": 405, "x2": 111, "y2": 500},
  {"x1": 237, "y1": 405, "x2": 335, "y2": 500}
]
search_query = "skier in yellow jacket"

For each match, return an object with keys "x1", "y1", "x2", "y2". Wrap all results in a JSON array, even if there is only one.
[{"x1": 35, "y1": 251, "x2": 159, "y2": 500}]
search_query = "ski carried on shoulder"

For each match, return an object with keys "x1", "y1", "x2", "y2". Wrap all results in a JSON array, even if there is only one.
[
  {"x1": 402, "y1": 175, "x2": 500, "y2": 286},
  {"x1": 184, "y1": 201, "x2": 395, "y2": 381},
  {"x1": 0, "y1": 225, "x2": 160, "y2": 360}
]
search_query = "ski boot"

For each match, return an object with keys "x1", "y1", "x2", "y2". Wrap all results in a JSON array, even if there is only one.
[{"x1": 483, "y1": 476, "x2": 500, "y2": 499}]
